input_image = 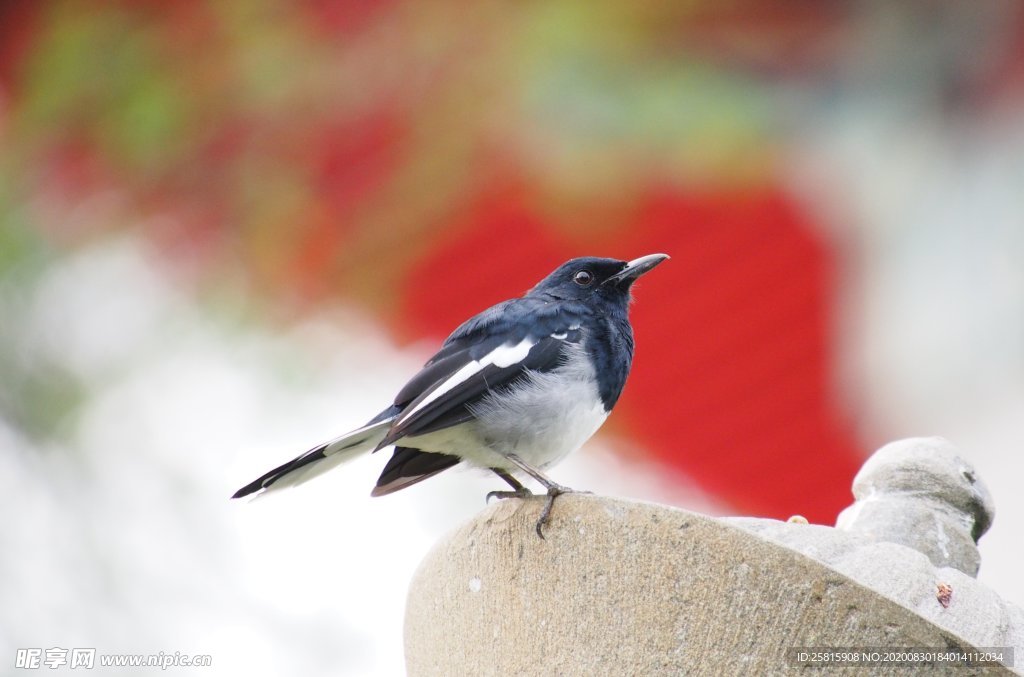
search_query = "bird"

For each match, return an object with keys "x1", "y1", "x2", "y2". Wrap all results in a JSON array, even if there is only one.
[{"x1": 233, "y1": 253, "x2": 669, "y2": 537}]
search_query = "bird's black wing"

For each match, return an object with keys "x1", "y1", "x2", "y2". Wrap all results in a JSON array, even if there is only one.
[{"x1": 377, "y1": 297, "x2": 585, "y2": 448}]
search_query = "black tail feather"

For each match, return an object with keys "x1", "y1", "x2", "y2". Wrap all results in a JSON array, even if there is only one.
[{"x1": 231, "y1": 445, "x2": 327, "y2": 498}]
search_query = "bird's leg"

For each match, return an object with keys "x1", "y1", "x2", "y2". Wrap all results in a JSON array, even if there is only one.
[
  {"x1": 504, "y1": 454, "x2": 580, "y2": 538},
  {"x1": 485, "y1": 468, "x2": 533, "y2": 503}
]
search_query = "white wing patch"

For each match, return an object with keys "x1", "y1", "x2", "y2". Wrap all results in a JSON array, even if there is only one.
[
  {"x1": 552, "y1": 325, "x2": 580, "y2": 341},
  {"x1": 397, "y1": 338, "x2": 536, "y2": 425},
  {"x1": 490, "y1": 339, "x2": 535, "y2": 367}
]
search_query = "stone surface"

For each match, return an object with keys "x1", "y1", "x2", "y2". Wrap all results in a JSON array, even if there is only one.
[
  {"x1": 404, "y1": 495, "x2": 1015, "y2": 675},
  {"x1": 725, "y1": 516, "x2": 1024, "y2": 661},
  {"x1": 835, "y1": 437, "x2": 994, "y2": 576}
]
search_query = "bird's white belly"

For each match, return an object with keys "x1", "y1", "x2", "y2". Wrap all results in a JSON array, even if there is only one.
[
  {"x1": 402, "y1": 345, "x2": 609, "y2": 472},
  {"x1": 471, "y1": 364, "x2": 608, "y2": 471}
]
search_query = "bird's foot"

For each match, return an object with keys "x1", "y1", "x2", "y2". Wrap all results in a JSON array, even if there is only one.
[
  {"x1": 486, "y1": 483, "x2": 580, "y2": 538},
  {"x1": 535, "y1": 483, "x2": 581, "y2": 539},
  {"x1": 486, "y1": 487, "x2": 533, "y2": 503},
  {"x1": 496, "y1": 456, "x2": 591, "y2": 538}
]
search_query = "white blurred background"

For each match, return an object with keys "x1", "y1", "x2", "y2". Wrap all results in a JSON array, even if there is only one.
[{"x1": 3, "y1": 2, "x2": 1023, "y2": 675}]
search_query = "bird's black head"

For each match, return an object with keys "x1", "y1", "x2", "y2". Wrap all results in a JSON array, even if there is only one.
[{"x1": 528, "y1": 254, "x2": 669, "y2": 302}]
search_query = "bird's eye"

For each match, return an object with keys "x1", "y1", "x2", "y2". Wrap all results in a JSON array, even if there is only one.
[{"x1": 573, "y1": 270, "x2": 594, "y2": 286}]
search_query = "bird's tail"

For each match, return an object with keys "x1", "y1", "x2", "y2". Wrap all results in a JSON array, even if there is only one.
[{"x1": 232, "y1": 415, "x2": 397, "y2": 499}]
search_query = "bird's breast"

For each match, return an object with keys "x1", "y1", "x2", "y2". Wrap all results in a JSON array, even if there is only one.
[{"x1": 468, "y1": 342, "x2": 609, "y2": 470}]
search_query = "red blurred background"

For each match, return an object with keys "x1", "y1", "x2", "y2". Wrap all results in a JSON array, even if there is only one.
[{"x1": 3, "y1": 1, "x2": 1023, "y2": 521}]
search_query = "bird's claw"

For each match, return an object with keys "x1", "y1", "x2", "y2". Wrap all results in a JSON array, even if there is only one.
[
  {"x1": 535, "y1": 484, "x2": 580, "y2": 539},
  {"x1": 487, "y1": 477, "x2": 587, "y2": 539},
  {"x1": 486, "y1": 487, "x2": 533, "y2": 504}
]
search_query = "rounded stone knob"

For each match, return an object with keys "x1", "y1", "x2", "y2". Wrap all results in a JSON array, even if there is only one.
[{"x1": 835, "y1": 437, "x2": 994, "y2": 576}]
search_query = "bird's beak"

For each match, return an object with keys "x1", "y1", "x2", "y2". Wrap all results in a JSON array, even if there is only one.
[{"x1": 604, "y1": 253, "x2": 670, "y2": 287}]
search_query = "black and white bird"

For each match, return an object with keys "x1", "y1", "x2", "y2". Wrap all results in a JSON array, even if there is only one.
[{"x1": 233, "y1": 253, "x2": 668, "y2": 536}]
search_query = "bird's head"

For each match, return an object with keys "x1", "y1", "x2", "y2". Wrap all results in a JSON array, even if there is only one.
[{"x1": 528, "y1": 254, "x2": 669, "y2": 303}]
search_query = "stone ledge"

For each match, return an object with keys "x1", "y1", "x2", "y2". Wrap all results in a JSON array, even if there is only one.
[{"x1": 404, "y1": 495, "x2": 1015, "y2": 675}]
